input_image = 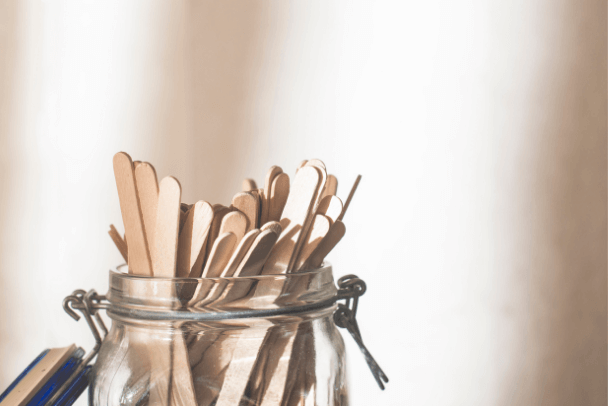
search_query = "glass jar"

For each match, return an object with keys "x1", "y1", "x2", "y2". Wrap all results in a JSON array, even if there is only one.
[{"x1": 89, "y1": 264, "x2": 349, "y2": 406}]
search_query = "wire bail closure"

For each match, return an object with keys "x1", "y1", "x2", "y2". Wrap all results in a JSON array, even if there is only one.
[
  {"x1": 334, "y1": 274, "x2": 389, "y2": 390},
  {"x1": 60, "y1": 274, "x2": 389, "y2": 395}
]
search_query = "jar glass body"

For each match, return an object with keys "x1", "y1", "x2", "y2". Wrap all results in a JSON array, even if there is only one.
[{"x1": 89, "y1": 265, "x2": 348, "y2": 406}]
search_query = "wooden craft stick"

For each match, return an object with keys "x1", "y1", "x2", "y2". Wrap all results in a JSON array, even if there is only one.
[
  {"x1": 205, "y1": 205, "x2": 232, "y2": 263},
  {"x1": 322, "y1": 174, "x2": 338, "y2": 198},
  {"x1": 222, "y1": 228, "x2": 260, "y2": 277},
  {"x1": 113, "y1": 152, "x2": 152, "y2": 275},
  {"x1": 134, "y1": 162, "x2": 159, "y2": 249},
  {"x1": 176, "y1": 201, "x2": 213, "y2": 277},
  {"x1": 268, "y1": 173, "x2": 290, "y2": 223},
  {"x1": 242, "y1": 178, "x2": 257, "y2": 191},
  {"x1": 108, "y1": 224, "x2": 128, "y2": 262},
  {"x1": 316, "y1": 195, "x2": 343, "y2": 224},
  {"x1": 202, "y1": 232, "x2": 237, "y2": 278},
  {"x1": 296, "y1": 160, "x2": 308, "y2": 172},
  {"x1": 260, "y1": 166, "x2": 282, "y2": 225},
  {"x1": 293, "y1": 214, "x2": 331, "y2": 271},
  {"x1": 261, "y1": 220, "x2": 282, "y2": 236},
  {"x1": 232, "y1": 192, "x2": 259, "y2": 232},
  {"x1": 218, "y1": 210, "x2": 248, "y2": 246},
  {"x1": 262, "y1": 166, "x2": 321, "y2": 275},
  {"x1": 338, "y1": 174, "x2": 361, "y2": 221},
  {"x1": 286, "y1": 162, "x2": 326, "y2": 272},
  {"x1": 234, "y1": 228, "x2": 280, "y2": 277},
  {"x1": 152, "y1": 176, "x2": 181, "y2": 277},
  {"x1": 300, "y1": 220, "x2": 346, "y2": 271},
  {"x1": 264, "y1": 166, "x2": 283, "y2": 197}
]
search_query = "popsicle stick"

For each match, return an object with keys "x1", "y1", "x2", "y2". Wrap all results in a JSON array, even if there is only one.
[
  {"x1": 219, "y1": 210, "x2": 248, "y2": 246},
  {"x1": 306, "y1": 158, "x2": 326, "y2": 171},
  {"x1": 222, "y1": 228, "x2": 260, "y2": 277},
  {"x1": 296, "y1": 160, "x2": 308, "y2": 172},
  {"x1": 293, "y1": 214, "x2": 331, "y2": 271},
  {"x1": 242, "y1": 178, "x2": 257, "y2": 191},
  {"x1": 316, "y1": 195, "x2": 343, "y2": 223},
  {"x1": 235, "y1": 228, "x2": 280, "y2": 277},
  {"x1": 232, "y1": 192, "x2": 259, "y2": 232},
  {"x1": 304, "y1": 159, "x2": 327, "y2": 210},
  {"x1": 108, "y1": 224, "x2": 128, "y2": 262},
  {"x1": 133, "y1": 160, "x2": 142, "y2": 168},
  {"x1": 338, "y1": 174, "x2": 361, "y2": 221},
  {"x1": 260, "y1": 166, "x2": 282, "y2": 225},
  {"x1": 322, "y1": 174, "x2": 338, "y2": 198},
  {"x1": 205, "y1": 205, "x2": 232, "y2": 263},
  {"x1": 262, "y1": 166, "x2": 321, "y2": 275},
  {"x1": 113, "y1": 152, "x2": 152, "y2": 276},
  {"x1": 135, "y1": 162, "x2": 159, "y2": 249},
  {"x1": 202, "y1": 232, "x2": 237, "y2": 278},
  {"x1": 152, "y1": 176, "x2": 181, "y2": 277},
  {"x1": 300, "y1": 220, "x2": 346, "y2": 271},
  {"x1": 264, "y1": 166, "x2": 283, "y2": 197},
  {"x1": 261, "y1": 221, "x2": 282, "y2": 236},
  {"x1": 286, "y1": 163, "x2": 325, "y2": 272},
  {"x1": 176, "y1": 201, "x2": 213, "y2": 277},
  {"x1": 268, "y1": 173, "x2": 290, "y2": 223},
  {"x1": 251, "y1": 189, "x2": 263, "y2": 226}
]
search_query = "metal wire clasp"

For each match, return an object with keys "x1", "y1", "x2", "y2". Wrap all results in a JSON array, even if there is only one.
[
  {"x1": 334, "y1": 275, "x2": 389, "y2": 390},
  {"x1": 44, "y1": 290, "x2": 109, "y2": 405}
]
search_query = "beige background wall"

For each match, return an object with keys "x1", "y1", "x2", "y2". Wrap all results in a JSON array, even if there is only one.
[{"x1": 0, "y1": 1, "x2": 605, "y2": 405}]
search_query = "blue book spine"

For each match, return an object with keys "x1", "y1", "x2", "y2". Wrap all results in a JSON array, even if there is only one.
[
  {"x1": 26, "y1": 348, "x2": 85, "y2": 406},
  {"x1": 0, "y1": 349, "x2": 50, "y2": 403},
  {"x1": 51, "y1": 365, "x2": 92, "y2": 406}
]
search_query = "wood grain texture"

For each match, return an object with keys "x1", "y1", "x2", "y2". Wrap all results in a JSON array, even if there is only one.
[
  {"x1": 113, "y1": 152, "x2": 153, "y2": 276},
  {"x1": 300, "y1": 220, "x2": 346, "y2": 271},
  {"x1": 338, "y1": 174, "x2": 361, "y2": 221},
  {"x1": 268, "y1": 173, "x2": 290, "y2": 223},
  {"x1": 202, "y1": 232, "x2": 237, "y2": 278},
  {"x1": 316, "y1": 195, "x2": 343, "y2": 223},
  {"x1": 294, "y1": 214, "x2": 331, "y2": 272},
  {"x1": 152, "y1": 176, "x2": 182, "y2": 277},
  {"x1": 135, "y1": 162, "x2": 159, "y2": 250},
  {"x1": 222, "y1": 228, "x2": 260, "y2": 277},
  {"x1": 176, "y1": 201, "x2": 213, "y2": 277},
  {"x1": 109, "y1": 224, "x2": 128, "y2": 262},
  {"x1": 242, "y1": 178, "x2": 257, "y2": 191},
  {"x1": 262, "y1": 166, "x2": 320, "y2": 275},
  {"x1": 232, "y1": 192, "x2": 259, "y2": 232}
]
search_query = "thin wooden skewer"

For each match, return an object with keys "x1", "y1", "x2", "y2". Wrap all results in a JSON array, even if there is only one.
[
  {"x1": 108, "y1": 224, "x2": 128, "y2": 262},
  {"x1": 338, "y1": 174, "x2": 361, "y2": 221}
]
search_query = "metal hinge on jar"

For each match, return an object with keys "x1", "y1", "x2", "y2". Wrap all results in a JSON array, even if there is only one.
[{"x1": 334, "y1": 275, "x2": 389, "y2": 390}]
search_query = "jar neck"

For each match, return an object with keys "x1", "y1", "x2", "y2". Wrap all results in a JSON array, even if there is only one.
[{"x1": 105, "y1": 264, "x2": 338, "y2": 325}]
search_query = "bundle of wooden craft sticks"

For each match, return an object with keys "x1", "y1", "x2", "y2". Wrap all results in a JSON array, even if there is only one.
[{"x1": 108, "y1": 151, "x2": 360, "y2": 405}]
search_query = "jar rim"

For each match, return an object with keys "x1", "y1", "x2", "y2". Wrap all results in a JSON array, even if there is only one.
[{"x1": 105, "y1": 263, "x2": 339, "y2": 322}]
